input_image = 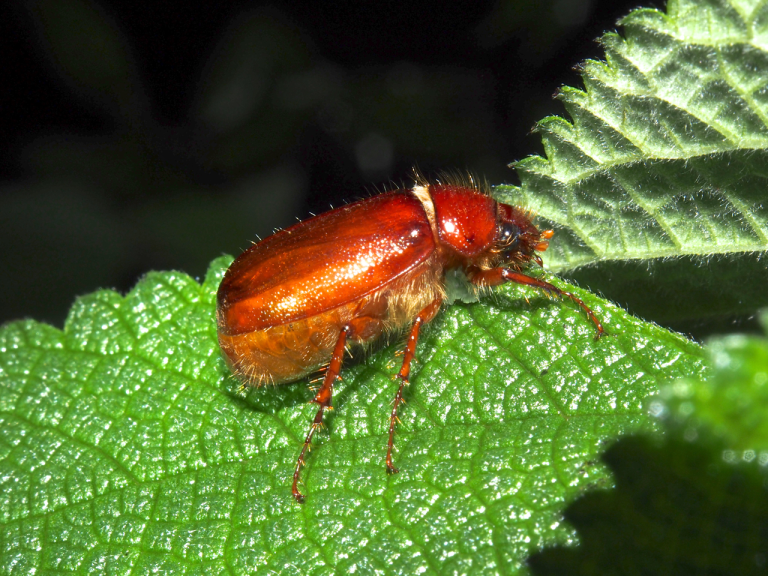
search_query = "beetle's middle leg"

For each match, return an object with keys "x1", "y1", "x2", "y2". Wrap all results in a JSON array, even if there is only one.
[
  {"x1": 386, "y1": 297, "x2": 443, "y2": 474},
  {"x1": 292, "y1": 325, "x2": 350, "y2": 503}
]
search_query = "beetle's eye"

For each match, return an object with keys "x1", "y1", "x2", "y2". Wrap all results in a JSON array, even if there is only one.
[{"x1": 499, "y1": 222, "x2": 520, "y2": 249}]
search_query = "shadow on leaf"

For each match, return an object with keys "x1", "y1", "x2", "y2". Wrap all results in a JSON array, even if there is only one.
[{"x1": 528, "y1": 435, "x2": 768, "y2": 575}]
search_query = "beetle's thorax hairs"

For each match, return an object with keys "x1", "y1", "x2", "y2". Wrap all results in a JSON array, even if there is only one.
[{"x1": 409, "y1": 169, "x2": 492, "y2": 229}]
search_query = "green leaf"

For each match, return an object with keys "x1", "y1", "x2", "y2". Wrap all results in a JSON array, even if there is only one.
[
  {"x1": 497, "y1": 0, "x2": 768, "y2": 324},
  {"x1": 528, "y1": 312, "x2": 768, "y2": 575},
  {"x1": 0, "y1": 257, "x2": 705, "y2": 574},
  {"x1": 528, "y1": 435, "x2": 768, "y2": 575},
  {"x1": 654, "y1": 309, "x2": 768, "y2": 453}
]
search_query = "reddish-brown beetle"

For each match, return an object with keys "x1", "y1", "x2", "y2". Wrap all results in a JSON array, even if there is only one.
[{"x1": 217, "y1": 175, "x2": 604, "y2": 502}]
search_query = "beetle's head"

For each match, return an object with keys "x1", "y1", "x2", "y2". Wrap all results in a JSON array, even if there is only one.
[{"x1": 495, "y1": 203, "x2": 553, "y2": 268}]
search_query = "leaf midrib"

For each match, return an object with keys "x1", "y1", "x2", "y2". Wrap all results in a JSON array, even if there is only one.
[
  {"x1": 547, "y1": 245, "x2": 768, "y2": 272},
  {"x1": 527, "y1": 144, "x2": 768, "y2": 186}
]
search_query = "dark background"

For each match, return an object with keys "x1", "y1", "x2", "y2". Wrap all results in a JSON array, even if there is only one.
[{"x1": 2, "y1": 0, "x2": 642, "y2": 327}]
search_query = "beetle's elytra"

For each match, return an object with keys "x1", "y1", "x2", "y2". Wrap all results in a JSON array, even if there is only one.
[{"x1": 216, "y1": 174, "x2": 604, "y2": 502}]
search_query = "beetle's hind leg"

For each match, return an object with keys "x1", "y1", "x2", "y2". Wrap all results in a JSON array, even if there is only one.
[
  {"x1": 386, "y1": 298, "x2": 443, "y2": 474},
  {"x1": 292, "y1": 326, "x2": 350, "y2": 503}
]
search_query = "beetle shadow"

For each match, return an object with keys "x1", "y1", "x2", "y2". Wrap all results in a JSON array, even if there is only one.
[
  {"x1": 306, "y1": 345, "x2": 393, "y2": 431},
  {"x1": 215, "y1": 311, "x2": 453, "y2": 423},
  {"x1": 224, "y1": 379, "x2": 310, "y2": 415},
  {"x1": 214, "y1": 355, "x2": 308, "y2": 414},
  {"x1": 482, "y1": 290, "x2": 561, "y2": 318},
  {"x1": 217, "y1": 350, "x2": 374, "y2": 418},
  {"x1": 326, "y1": 313, "x2": 452, "y2": 426},
  {"x1": 320, "y1": 348, "x2": 390, "y2": 430}
]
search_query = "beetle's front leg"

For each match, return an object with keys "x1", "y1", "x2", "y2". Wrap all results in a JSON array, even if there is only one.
[
  {"x1": 292, "y1": 325, "x2": 350, "y2": 503},
  {"x1": 386, "y1": 298, "x2": 443, "y2": 474},
  {"x1": 469, "y1": 267, "x2": 605, "y2": 338}
]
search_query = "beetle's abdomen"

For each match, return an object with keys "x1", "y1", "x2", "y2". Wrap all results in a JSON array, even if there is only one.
[
  {"x1": 218, "y1": 299, "x2": 383, "y2": 385},
  {"x1": 218, "y1": 259, "x2": 444, "y2": 386}
]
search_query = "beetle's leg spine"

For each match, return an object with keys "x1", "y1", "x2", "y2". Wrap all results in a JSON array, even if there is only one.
[
  {"x1": 386, "y1": 298, "x2": 443, "y2": 474},
  {"x1": 292, "y1": 326, "x2": 350, "y2": 503}
]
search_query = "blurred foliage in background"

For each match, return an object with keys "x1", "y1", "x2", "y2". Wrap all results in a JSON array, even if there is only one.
[{"x1": 1, "y1": 0, "x2": 636, "y2": 327}]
